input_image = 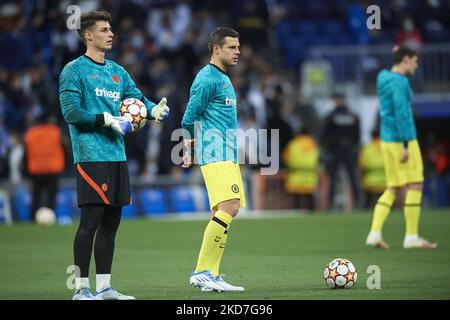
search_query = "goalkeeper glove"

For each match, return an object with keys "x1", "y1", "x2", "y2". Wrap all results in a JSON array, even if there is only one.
[
  {"x1": 103, "y1": 112, "x2": 133, "y2": 136},
  {"x1": 151, "y1": 97, "x2": 170, "y2": 122}
]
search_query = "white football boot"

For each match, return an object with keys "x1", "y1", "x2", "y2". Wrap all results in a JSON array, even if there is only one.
[
  {"x1": 189, "y1": 270, "x2": 225, "y2": 292},
  {"x1": 215, "y1": 275, "x2": 245, "y2": 292},
  {"x1": 93, "y1": 287, "x2": 135, "y2": 300},
  {"x1": 72, "y1": 288, "x2": 96, "y2": 300},
  {"x1": 366, "y1": 232, "x2": 390, "y2": 249},
  {"x1": 403, "y1": 237, "x2": 437, "y2": 249}
]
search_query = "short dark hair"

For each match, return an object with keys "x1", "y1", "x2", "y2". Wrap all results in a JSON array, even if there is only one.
[
  {"x1": 393, "y1": 46, "x2": 418, "y2": 65},
  {"x1": 208, "y1": 27, "x2": 239, "y2": 54},
  {"x1": 77, "y1": 10, "x2": 111, "y2": 44}
]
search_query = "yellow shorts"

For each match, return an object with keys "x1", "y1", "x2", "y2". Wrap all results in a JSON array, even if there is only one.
[
  {"x1": 381, "y1": 140, "x2": 424, "y2": 188},
  {"x1": 200, "y1": 161, "x2": 246, "y2": 210}
]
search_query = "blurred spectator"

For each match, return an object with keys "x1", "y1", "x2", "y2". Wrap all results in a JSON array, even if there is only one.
[
  {"x1": 320, "y1": 93, "x2": 361, "y2": 209},
  {"x1": 395, "y1": 16, "x2": 424, "y2": 51},
  {"x1": 266, "y1": 85, "x2": 294, "y2": 169},
  {"x1": 0, "y1": 3, "x2": 33, "y2": 70},
  {"x1": 429, "y1": 140, "x2": 450, "y2": 176},
  {"x1": 233, "y1": 0, "x2": 269, "y2": 50},
  {"x1": 24, "y1": 113, "x2": 65, "y2": 222},
  {"x1": 425, "y1": 139, "x2": 450, "y2": 207},
  {"x1": 346, "y1": 0, "x2": 371, "y2": 45},
  {"x1": 8, "y1": 131, "x2": 24, "y2": 184},
  {"x1": 283, "y1": 128, "x2": 319, "y2": 211},
  {"x1": 0, "y1": 118, "x2": 10, "y2": 178},
  {"x1": 358, "y1": 129, "x2": 386, "y2": 209},
  {"x1": 146, "y1": 1, "x2": 192, "y2": 52}
]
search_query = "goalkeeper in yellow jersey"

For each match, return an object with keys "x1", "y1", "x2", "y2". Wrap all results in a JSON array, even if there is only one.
[
  {"x1": 181, "y1": 27, "x2": 245, "y2": 292},
  {"x1": 366, "y1": 47, "x2": 437, "y2": 249}
]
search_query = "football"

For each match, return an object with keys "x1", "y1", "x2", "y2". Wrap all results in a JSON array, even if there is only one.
[
  {"x1": 323, "y1": 258, "x2": 357, "y2": 289},
  {"x1": 119, "y1": 98, "x2": 148, "y2": 132},
  {"x1": 35, "y1": 207, "x2": 56, "y2": 226}
]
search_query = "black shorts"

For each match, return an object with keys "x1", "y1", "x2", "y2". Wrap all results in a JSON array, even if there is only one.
[{"x1": 75, "y1": 162, "x2": 131, "y2": 207}]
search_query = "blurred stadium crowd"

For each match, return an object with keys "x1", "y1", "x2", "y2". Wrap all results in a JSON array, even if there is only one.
[{"x1": 1, "y1": 0, "x2": 450, "y2": 212}]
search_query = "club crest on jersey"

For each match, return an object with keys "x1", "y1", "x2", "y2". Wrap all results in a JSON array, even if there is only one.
[
  {"x1": 225, "y1": 97, "x2": 236, "y2": 106},
  {"x1": 95, "y1": 87, "x2": 121, "y2": 102},
  {"x1": 112, "y1": 74, "x2": 119, "y2": 83}
]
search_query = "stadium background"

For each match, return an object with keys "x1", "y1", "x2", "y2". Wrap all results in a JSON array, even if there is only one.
[{"x1": 0, "y1": 0, "x2": 450, "y2": 223}]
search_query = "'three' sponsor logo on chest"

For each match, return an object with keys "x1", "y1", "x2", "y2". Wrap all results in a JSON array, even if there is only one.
[{"x1": 95, "y1": 87, "x2": 120, "y2": 102}]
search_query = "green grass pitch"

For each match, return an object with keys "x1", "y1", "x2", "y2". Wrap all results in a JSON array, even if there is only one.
[{"x1": 0, "y1": 209, "x2": 449, "y2": 300}]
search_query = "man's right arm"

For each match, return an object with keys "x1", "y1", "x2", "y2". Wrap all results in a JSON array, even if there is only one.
[
  {"x1": 59, "y1": 66, "x2": 103, "y2": 128},
  {"x1": 181, "y1": 78, "x2": 215, "y2": 167},
  {"x1": 181, "y1": 78, "x2": 214, "y2": 139}
]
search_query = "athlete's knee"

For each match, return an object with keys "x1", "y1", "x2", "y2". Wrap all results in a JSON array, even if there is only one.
[
  {"x1": 78, "y1": 205, "x2": 103, "y2": 234},
  {"x1": 99, "y1": 215, "x2": 119, "y2": 231},
  {"x1": 218, "y1": 199, "x2": 241, "y2": 217},
  {"x1": 76, "y1": 222, "x2": 98, "y2": 239}
]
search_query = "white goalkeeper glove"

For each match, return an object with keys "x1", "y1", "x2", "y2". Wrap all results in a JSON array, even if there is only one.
[
  {"x1": 103, "y1": 112, "x2": 133, "y2": 136},
  {"x1": 151, "y1": 97, "x2": 170, "y2": 122}
]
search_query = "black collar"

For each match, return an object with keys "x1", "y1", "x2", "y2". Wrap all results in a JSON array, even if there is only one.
[
  {"x1": 83, "y1": 55, "x2": 106, "y2": 66},
  {"x1": 209, "y1": 63, "x2": 227, "y2": 75}
]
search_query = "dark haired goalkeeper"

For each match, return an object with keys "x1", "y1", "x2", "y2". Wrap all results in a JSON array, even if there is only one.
[{"x1": 59, "y1": 10, "x2": 169, "y2": 300}]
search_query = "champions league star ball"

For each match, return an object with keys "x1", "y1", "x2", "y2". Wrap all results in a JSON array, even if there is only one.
[
  {"x1": 35, "y1": 207, "x2": 56, "y2": 226},
  {"x1": 119, "y1": 98, "x2": 148, "y2": 132},
  {"x1": 323, "y1": 258, "x2": 357, "y2": 289}
]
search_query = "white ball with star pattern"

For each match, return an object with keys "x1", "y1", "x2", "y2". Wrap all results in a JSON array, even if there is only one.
[
  {"x1": 323, "y1": 258, "x2": 357, "y2": 289},
  {"x1": 119, "y1": 98, "x2": 148, "y2": 132}
]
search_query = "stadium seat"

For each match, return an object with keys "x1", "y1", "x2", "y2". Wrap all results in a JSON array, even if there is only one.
[
  {"x1": 203, "y1": 188, "x2": 211, "y2": 212},
  {"x1": 330, "y1": 33, "x2": 354, "y2": 45},
  {"x1": 139, "y1": 188, "x2": 168, "y2": 217},
  {"x1": 14, "y1": 187, "x2": 31, "y2": 222},
  {"x1": 425, "y1": 29, "x2": 450, "y2": 43},
  {"x1": 55, "y1": 188, "x2": 76, "y2": 220},
  {"x1": 305, "y1": 0, "x2": 330, "y2": 19},
  {"x1": 189, "y1": 185, "x2": 211, "y2": 212},
  {"x1": 320, "y1": 20, "x2": 345, "y2": 37},
  {"x1": 282, "y1": 36, "x2": 305, "y2": 68},
  {"x1": 308, "y1": 35, "x2": 333, "y2": 47},
  {"x1": 436, "y1": 176, "x2": 450, "y2": 207},
  {"x1": 294, "y1": 20, "x2": 319, "y2": 37},
  {"x1": 0, "y1": 191, "x2": 12, "y2": 224},
  {"x1": 122, "y1": 192, "x2": 138, "y2": 219},
  {"x1": 170, "y1": 186, "x2": 196, "y2": 213},
  {"x1": 276, "y1": 21, "x2": 293, "y2": 42}
]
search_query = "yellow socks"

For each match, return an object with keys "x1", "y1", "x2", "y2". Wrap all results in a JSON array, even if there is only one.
[
  {"x1": 370, "y1": 190, "x2": 396, "y2": 234},
  {"x1": 195, "y1": 210, "x2": 233, "y2": 277},
  {"x1": 404, "y1": 189, "x2": 422, "y2": 236}
]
